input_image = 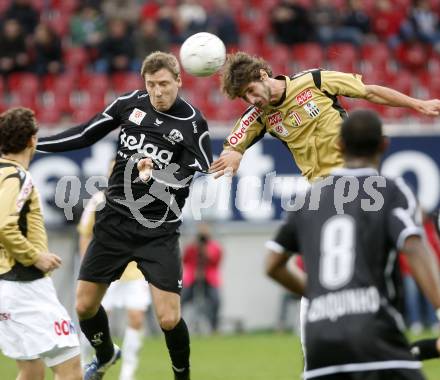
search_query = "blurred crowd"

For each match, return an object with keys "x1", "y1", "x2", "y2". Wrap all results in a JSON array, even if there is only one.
[{"x1": 1, "y1": 0, "x2": 440, "y2": 124}]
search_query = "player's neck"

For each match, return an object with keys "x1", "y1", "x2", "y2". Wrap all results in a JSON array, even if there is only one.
[
  {"x1": 2, "y1": 151, "x2": 31, "y2": 169},
  {"x1": 344, "y1": 156, "x2": 379, "y2": 170},
  {"x1": 270, "y1": 78, "x2": 286, "y2": 104}
]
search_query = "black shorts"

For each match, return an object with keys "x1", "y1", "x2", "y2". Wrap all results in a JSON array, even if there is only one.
[
  {"x1": 79, "y1": 206, "x2": 183, "y2": 294},
  {"x1": 307, "y1": 368, "x2": 425, "y2": 380}
]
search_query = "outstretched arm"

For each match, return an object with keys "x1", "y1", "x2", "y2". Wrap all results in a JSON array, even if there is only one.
[
  {"x1": 402, "y1": 235, "x2": 440, "y2": 311},
  {"x1": 364, "y1": 85, "x2": 440, "y2": 116}
]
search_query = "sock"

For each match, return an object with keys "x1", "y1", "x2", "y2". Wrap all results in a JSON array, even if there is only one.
[
  {"x1": 410, "y1": 339, "x2": 440, "y2": 360},
  {"x1": 162, "y1": 319, "x2": 190, "y2": 377},
  {"x1": 119, "y1": 327, "x2": 143, "y2": 380},
  {"x1": 79, "y1": 305, "x2": 115, "y2": 364}
]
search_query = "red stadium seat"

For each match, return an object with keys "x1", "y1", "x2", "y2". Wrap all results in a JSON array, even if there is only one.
[
  {"x1": 395, "y1": 42, "x2": 429, "y2": 72},
  {"x1": 291, "y1": 43, "x2": 325, "y2": 71},
  {"x1": 8, "y1": 72, "x2": 40, "y2": 95},
  {"x1": 79, "y1": 72, "x2": 110, "y2": 95},
  {"x1": 111, "y1": 72, "x2": 144, "y2": 94},
  {"x1": 36, "y1": 104, "x2": 62, "y2": 125},
  {"x1": 326, "y1": 43, "x2": 359, "y2": 72},
  {"x1": 71, "y1": 102, "x2": 102, "y2": 123},
  {"x1": 261, "y1": 44, "x2": 290, "y2": 66},
  {"x1": 64, "y1": 47, "x2": 89, "y2": 73},
  {"x1": 360, "y1": 42, "x2": 391, "y2": 73}
]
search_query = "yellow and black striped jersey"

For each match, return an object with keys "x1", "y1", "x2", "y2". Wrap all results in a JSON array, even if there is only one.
[
  {"x1": 0, "y1": 158, "x2": 48, "y2": 281},
  {"x1": 77, "y1": 191, "x2": 143, "y2": 281},
  {"x1": 223, "y1": 70, "x2": 367, "y2": 181}
]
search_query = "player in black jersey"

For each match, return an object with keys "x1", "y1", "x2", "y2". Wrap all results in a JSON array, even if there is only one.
[
  {"x1": 265, "y1": 110, "x2": 440, "y2": 380},
  {"x1": 37, "y1": 52, "x2": 213, "y2": 380}
]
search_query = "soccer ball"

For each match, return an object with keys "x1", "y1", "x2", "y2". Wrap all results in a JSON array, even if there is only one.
[{"x1": 179, "y1": 32, "x2": 226, "y2": 77}]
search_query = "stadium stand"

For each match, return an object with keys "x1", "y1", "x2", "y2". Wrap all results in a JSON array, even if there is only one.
[{"x1": 0, "y1": 0, "x2": 440, "y2": 126}]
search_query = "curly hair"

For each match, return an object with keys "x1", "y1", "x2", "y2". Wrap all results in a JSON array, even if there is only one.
[
  {"x1": 0, "y1": 107, "x2": 38, "y2": 154},
  {"x1": 141, "y1": 51, "x2": 180, "y2": 79},
  {"x1": 221, "y1": 52, "x2": 273, "y2": 99}
]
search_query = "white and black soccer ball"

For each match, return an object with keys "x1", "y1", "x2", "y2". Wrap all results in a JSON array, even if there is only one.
[{"x1": 179, "y1": 32, "x2": 226, "y2": 77}]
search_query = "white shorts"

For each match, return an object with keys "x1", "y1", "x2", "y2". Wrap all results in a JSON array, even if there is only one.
[
  {"x1": 102, "y1": 279, "x2": 151, "y2": 311},
  {"x1": 0, "y1": 277, "x2": 80, "y2": 366}
]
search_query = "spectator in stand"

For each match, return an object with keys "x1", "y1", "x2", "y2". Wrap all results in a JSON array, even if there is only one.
[
  {"x1": 95, "y1": 19, "x2": 136, "y2": 74},
  {"x1": 140, "y1": 1, "x2": 179, "y2": 44},
  {"x1": 102, "y1": 0, "x2": 140, "y2": 28},
  {"x1": 181, "y1": 223, "x2": 223, "y2": 333},
  {"x1": 33, "y1": 23, "x2": 63, "y2": 76},
  {"x1": 207, "y1": 0, "x2": 239, "y2": 46},
  {"x1": 134, "y1": 19, "x2": 169, "y2": 70},
  {"x1": 340, "y1": 0, "x2": 371, "y2": 45},
  {"x1": 70, "y1": 4, "x2": 106, "y2": 50},
  {"x1": 400, "y1": 0, "x2": 440, "y2": 48},
  {"x1": 177, "y1": 0, "x2": 208, "y2": 41},
  {"x1": 0, "y1": 19, "x2": 30, "y2": 75},
  {"x1": 400, "y1": 210, "x2": 440, "y2": 334},
  {"x1": 372, "y1": 0, "x2": 405, "y2": 47},
  {"x1": 271, "y1": 0, "x2": 314, "y2": 45},
  {"x1": 312, "y1": 0, "x2": 362, "y2": 46},
  {"x1": 4, "y1": 0, "x2": 39, "y2": 36}
]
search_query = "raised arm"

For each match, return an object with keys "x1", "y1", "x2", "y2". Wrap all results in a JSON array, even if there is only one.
[
  {"x1": 37, "y1": 90, "x2": 136, "y2": 152},
  {"x1": 364, "y1": 85, "x2": 440, "y2": 116},
  {"x1": 402, "y1": 235, "x2": 440, "y2": 311},
  {"x1": 210, "y1": 106, "x2": 265, "y2": 179}
]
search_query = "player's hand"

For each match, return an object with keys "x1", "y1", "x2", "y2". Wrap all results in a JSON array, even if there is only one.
[
  {"x1": 209, "y1": 150, "x2": 243, "y2": 179},
  {"x1": 415, "y1": 99, "x2": 440, "y2": 116},
  {"x1": 137, "y1": 158, "x2": 154, "y2": 182},
  {"x1": 34, "y1": 252, "x2": 62, "y2": 273}
]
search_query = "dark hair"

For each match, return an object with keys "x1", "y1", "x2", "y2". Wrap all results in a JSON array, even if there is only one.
[
  {"x1": 140, "y1": 51, "x2": 180, "y2": 79},
  {"x1": 221, "y1": 52, "x2": 273, "y2": 99},
  {"x1": 0, "y1": 107, "x2": 38, "y2": 154},
  {"x1": 340, "y1": 109, "x2": 383, "y2": 157}
]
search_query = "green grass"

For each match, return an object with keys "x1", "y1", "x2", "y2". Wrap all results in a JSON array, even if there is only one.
[{"x1": 0, "y1": 333, "x2": 439, "y2": 379}]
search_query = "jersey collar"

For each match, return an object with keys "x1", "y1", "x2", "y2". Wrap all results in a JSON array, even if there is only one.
[
  {"x1": 330, "y1": 167, "x2": 379, "y2": 177},
  {"x1": 271, "y1": 75, "x2": 288, "y2": 107}
]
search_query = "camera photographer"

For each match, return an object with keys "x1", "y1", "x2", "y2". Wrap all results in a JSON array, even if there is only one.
[{"x1": 181, "y1": 223, "x2": 223, "y2": 333}]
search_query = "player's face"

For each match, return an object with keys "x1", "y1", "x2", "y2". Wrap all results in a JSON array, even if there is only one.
[
  {"x1": 241, "y1": 80, "x2": 271, "y2": 109},
  {"x1": 144, "y1": 68, "x2": 182, "y2": 111}
]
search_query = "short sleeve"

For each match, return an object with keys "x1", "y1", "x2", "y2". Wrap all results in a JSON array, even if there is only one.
[
  {"x1": 387, "y1": 178, "x2": 423, "y2": 250},
  {"x1": 320, "y1": 71, "x2": 367, "y2": 98},
  {"x1": 223, "y1": 107, "x2": 266, "y2": 154},
  {"x1": 265, "y1": 212, "x2": 300, "y2": 255}
]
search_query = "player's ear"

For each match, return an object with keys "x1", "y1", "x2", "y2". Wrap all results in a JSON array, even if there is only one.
[
  {"x1": 176, "y1": 74, "x2": 182, "y2": 88},
  {"x1": 259, "y1": 69, "x2": 268, "y2": 81},
  {"x1": 337, "y1": 137, "x2": 345, "y2": 154},
  {"x1": 379, "y1": 136, "x2": 389, "y2": 154},
  {"x1": 28, "y1": 134, "x2": 37, "y2": 148}
]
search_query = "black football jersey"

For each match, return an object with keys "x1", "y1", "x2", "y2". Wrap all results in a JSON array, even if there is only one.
[
  {"x1": 37, "y1": 90, "x2": 213, "y2": 222},
  {"x1": 267, "y1": 167, "x2": 424, "y2": 377}
]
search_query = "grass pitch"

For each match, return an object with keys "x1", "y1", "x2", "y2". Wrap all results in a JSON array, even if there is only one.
[{"x1": 0, "y1": 333, "x2": 438, "y2": 379}]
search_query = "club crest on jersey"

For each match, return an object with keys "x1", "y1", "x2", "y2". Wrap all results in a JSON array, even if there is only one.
[
  {"x1": 303, "y1": 101, "x2": 320, "y2": 118},
  {"x1": 288, "y1": 110, "x2": 302, "y2": 127},
  {"x1": 129, "y1": 108, "x2": 147, "y2": 125},
  {"x1": 228, "y1": 107, "x2": 263, "y2": 146},
  {"x1": 163, "y1": 129, "x2": 183, "y2": 145},
  {"x1": 295, "y1": 88, "x2": 313, "y2": 106}
]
